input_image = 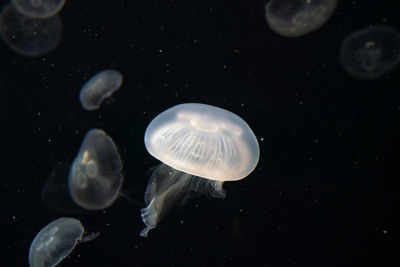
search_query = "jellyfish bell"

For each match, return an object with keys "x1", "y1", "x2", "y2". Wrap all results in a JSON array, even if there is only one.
[
  {"x1": 79, "y1": 69, "x2": 123, "y2": 111},
  {"x1": 145, "y1": 103, "x2": 259, "y2": 181},
  {"x1": 68, "y1": 129, "x2": 123, "y2": 210},
  {"x1": 140, "y1": 103, "x2": 260, "y2": 237},
  {"x1": 29, "y1": 217, "x2": 99, "y2": 267},
  {"x1": 340, "y1": 25, "x2": 400, "y2": 81},
  {"x1": 265, "y1": 0, "x2": 338, "y2": 37},
  {"x1": 0, "y1": 3, "x2": 62, "y2": 57}
]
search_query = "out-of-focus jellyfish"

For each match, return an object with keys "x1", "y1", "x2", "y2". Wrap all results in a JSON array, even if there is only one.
[
  {"x1": 140, "y1": 103, "x2": 260, "y2": 237},
  {"x1": 41, "y1": 162, "x2": 87, "y2": 215},
  {"x1": 68, "y1": 129, "x2": 123, "y2": 210},
  {"x1": 79, "y1": 70, "x2": 123, "y2": 111},
  {"x1": 265, "y1": 0, "x2": 338, "y2": 37},
  {"x1": 12, "y1": 0, "x2": 66, "y2": 19},
  {"x1": 0, "y1": 4, "x2": 62, "y2": 57},
  {"x1": 29, "y1": 217, "x2": 99, "y2": 267},
  {"x1": 340, "y1": 25, "x2": 400, "y2": 81}
]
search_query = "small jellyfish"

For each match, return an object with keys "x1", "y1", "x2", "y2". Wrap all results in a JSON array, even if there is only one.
[
  {"x1": 12, "y1": 0, "x2": 66, "y2": 19},
  {"x1": 140, "y1": 103, "x2": 260, "y2": 237},
  {"x1": 0, "y1": 3, "x2": 62, "y2": 57},
  {"x1": 79, "y1": 70, "x2": 123, "y2": 111},
  {"x1": 340, "y1": 25, "x2": 400, "y2": 81},
  {"x1": 265, "y1": 0, "x2": 338, "y2": 37},
  {"x1": 68, "y1": 129, "x2": 123, "y2": 210},
  {"x1": 29, "y1": 217, "x2": 99, "y2": 267}
]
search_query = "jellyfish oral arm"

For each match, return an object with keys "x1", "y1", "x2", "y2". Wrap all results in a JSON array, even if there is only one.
[{"x1": 78, "y1": 231, "x2": 100, "y2": 244}]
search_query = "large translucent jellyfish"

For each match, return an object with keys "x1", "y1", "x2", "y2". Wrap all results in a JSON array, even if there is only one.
[
  {"x1": 265, "y1": 0, "x2": 338, "y2": 37},
  {"x1": 79, "y1": 70, "x2": 123, "y2": 111},
  {"x1": 68, "y1": 129, "x2": 123, "y2": 210},
  {"x1": 12, "y1": 0, "x2": 66, "y2": 19},
  {"x1": 29, "y1": 217, "x2": 99, "y2": 267},
  {"x1": 140, "y1": 103, "x2": 260, "y2": 237},
  {"x1": 340, "y1": 25, "x2": 400, "y2": 81},
  {"x1": 0, "y1": 4, "x2": 62, "y2": 57}
]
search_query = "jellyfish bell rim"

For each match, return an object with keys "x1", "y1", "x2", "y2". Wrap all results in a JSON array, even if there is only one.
[
  {"x1": 144, "y1": 103, "x2": 260, "y2": 182},
  {"x1": 12, "y1": 0, "x2": 67, "y2": 19}
]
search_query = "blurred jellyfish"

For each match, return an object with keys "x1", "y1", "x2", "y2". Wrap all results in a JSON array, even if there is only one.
[
  {"x1": 29, "y1": 217, "x2": 99, "y2": 267},
  {"x1": 41, "y1": 162, "x2": 87, "y2": 215},
  {"x1": 12, "y1": 0, "x2": 66, "y2": 19},
  {"x1": 340, "y1": 25, "x2": 400, "y2": 81},
  {"x1": 265, "y1": 0, "x2": 338, "y2": 37},
  {"x1": 79, "y1": 70, "x2": 123, "y2": 111},
  {"x1": 0, "y1": 3, "x2": 62, "y2": 57},
  {"x1": 140, "y1": 103, "x2": 260, "y2": 237},
  {"x1": 68, "y1": 129, "x2": 123, "y2": 210}
]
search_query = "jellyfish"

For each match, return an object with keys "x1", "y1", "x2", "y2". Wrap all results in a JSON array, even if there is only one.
[
  {"x1": 140, "y1": 103, "x2": 260, "y2": 237},
  {"x1": 0, "y1": 3, "x2": 62, "y2": 57},
  {"x1": 68, "y1": 129, "x2": 123, "y2": 210},
  {"x1": 11, "y1": 0, "x2": 66, "y2": 19},
  {"x1": 29, "y1": 217, "x2": 99, "y2": 267},
  {"x1": 41, "y1": 162, "x2": 87, "y2": 215},
  {"x1": 79, "y1": 70, "x2": 123, "y2": 111},
  {"x1": 265, "y1": 0, "x2": 338, "y2": 37},
  {"x1": 340, "y1": 25, "x2": 400, "y2": 81}
]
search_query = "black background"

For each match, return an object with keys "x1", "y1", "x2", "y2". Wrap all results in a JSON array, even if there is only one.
[{"x1": 1, "y1": 0, "x2": 399, "y2": 266}]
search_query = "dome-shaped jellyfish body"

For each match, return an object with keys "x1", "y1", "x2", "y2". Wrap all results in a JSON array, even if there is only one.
[
  {"x1": 265, "y1": 0, "x2": 338, "y2": 37},
  {"x1": 340, "y1": 25, "x2": 400, "y2": 81},
  {"x1": 140, "y1": 103, "x2": 260, "y2": 237},
  {"x1": 12, "y1": 0, "x2": 66, "y2": 19},
  {"x1": 69, "y1": 129, "x2": 123, "y2": 210},
  {"x1": 79, "y1": 70, "x2": 123, "y2": 111},
  {"x1": 29, "y1": 217, "x2": 98, "y2": 267},
  {"x1": 0, "y1": 4, "x2": 62, "y2": 57}
]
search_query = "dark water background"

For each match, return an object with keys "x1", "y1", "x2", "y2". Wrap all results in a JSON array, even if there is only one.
[{"x1": 1, "y1": 0, "x2": 399, "y2": 266}]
